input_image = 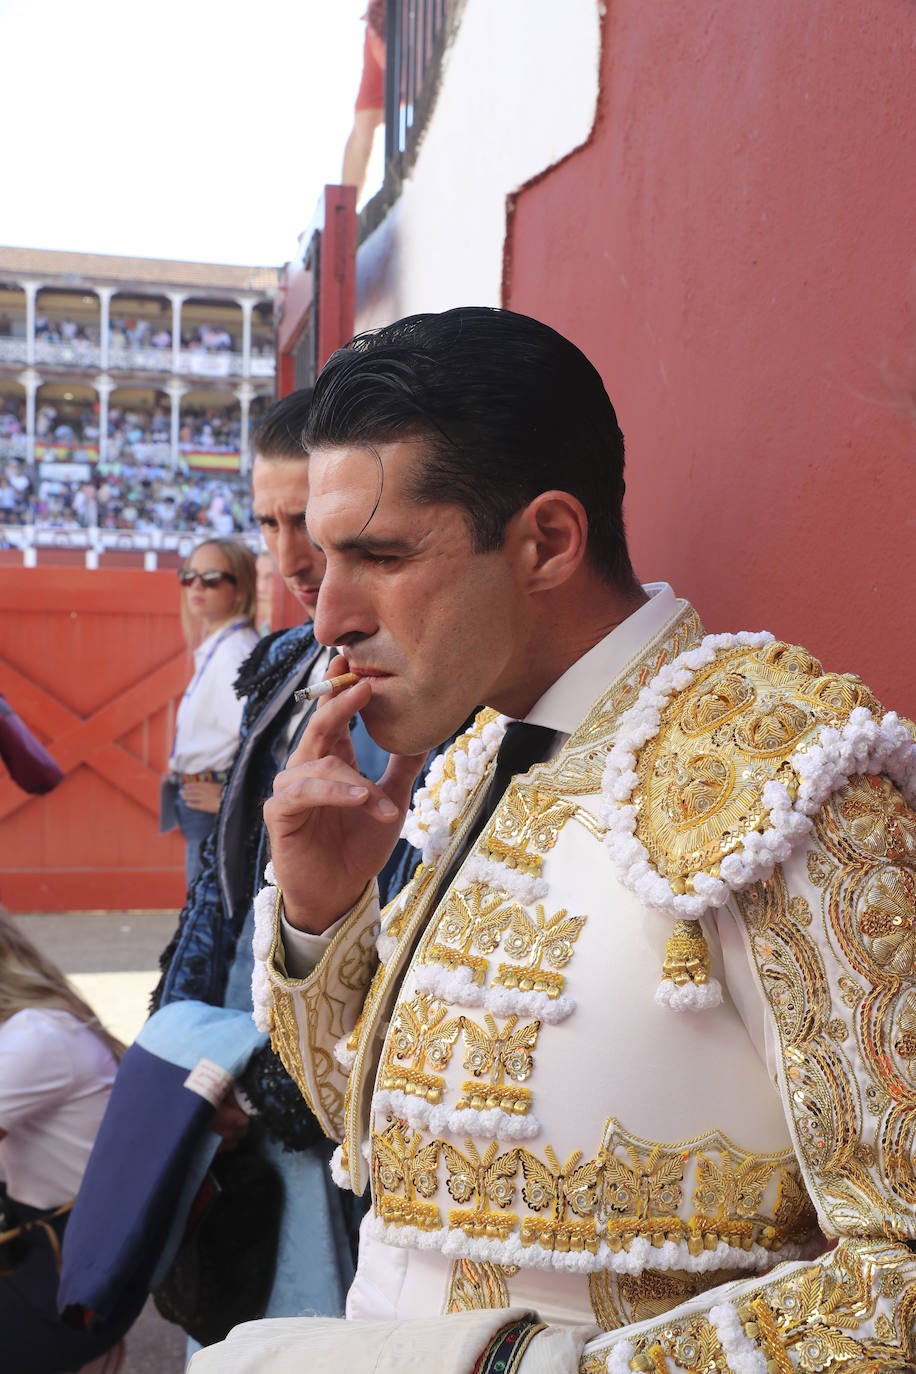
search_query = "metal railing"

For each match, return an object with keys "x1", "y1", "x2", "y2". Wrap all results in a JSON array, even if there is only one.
[
  {"x1": 0, "y1": 338, "x2": 28, "y2": 364},
  {"x1": 0, "y1": 337, "x2": 275, "y2": 380},
  {"x1": 383, "y1": 0, "x2": 453, "y2": 174},
  {"x1": 0, "y1": 524, "x2": 260, "y2": 558}
]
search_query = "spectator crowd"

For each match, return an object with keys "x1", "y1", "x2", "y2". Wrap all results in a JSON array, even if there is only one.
[
  {"x1": 0, "y1": 400, "x2": 256, "y2": 537},
  {"x1": 0, "y1": 458, "x2": 254, "y2": 536}
]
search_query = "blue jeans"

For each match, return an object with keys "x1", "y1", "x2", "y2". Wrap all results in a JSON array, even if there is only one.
[{"x1": 174, "y1": 793, "x2": 218, "y2": 888}]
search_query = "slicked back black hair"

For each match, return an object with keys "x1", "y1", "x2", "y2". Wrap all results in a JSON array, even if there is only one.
[
  {"x1": 250, "y1": 387, "x2": 314, "y2": 461},
  {"x1": 303, "y1": 307, "x2": 637, "y2": 588}
]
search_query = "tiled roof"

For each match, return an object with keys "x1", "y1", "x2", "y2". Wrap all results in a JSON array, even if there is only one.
[{"x1": 0, "y1": 246, "x2": 279, "y2": 296}]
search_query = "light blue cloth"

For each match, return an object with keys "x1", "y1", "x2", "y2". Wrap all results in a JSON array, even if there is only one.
[
  {"x1": 223, "y1": 904, "x2": 361, "y2": 1320},
  {"x1": 140, "y1": 1000, "x2": 266, "y2": 1073}
]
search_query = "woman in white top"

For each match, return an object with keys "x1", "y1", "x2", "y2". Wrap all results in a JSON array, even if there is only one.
[
  {"x1": 162, "y1": 538, "x2": 260, "y2": 887},
  {"x1": 0, "y1": 910, "x2": 130, "y2": 1372}
]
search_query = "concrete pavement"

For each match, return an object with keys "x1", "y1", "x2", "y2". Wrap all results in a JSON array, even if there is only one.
[{"x1": 15, "y1": 910, "x2": 189, "y2": 1374}]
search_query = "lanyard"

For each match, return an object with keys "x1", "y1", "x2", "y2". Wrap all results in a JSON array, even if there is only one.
[{"x1": 183, "y1": 619, "x2": 248, "y2": 704}]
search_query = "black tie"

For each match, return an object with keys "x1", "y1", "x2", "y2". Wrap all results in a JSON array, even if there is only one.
[
  {"x1": 479, "y1": 721, "x2": 558, "y2": 824},
  {"x1": 430, "y1": 720, "x2": 558, "y2": 903}
]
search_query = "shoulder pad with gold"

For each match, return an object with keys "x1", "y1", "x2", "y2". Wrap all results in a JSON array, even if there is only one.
[
  {"x1": 603, "y1": 637, "x2": 915, "y2": 916},
  {"x1": 634, "y1": 640, "x2": 882, "y2": 889}
]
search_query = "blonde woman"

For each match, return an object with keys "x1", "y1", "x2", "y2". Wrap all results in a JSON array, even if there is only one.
[
  {"x1": 162, "y1": 538, "x2": 260, "y2": 886},
  {"x1": 0, "y1": 911, "x2": 133, "y2": 1372}
]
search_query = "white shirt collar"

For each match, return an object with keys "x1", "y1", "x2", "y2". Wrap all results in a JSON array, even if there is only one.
[{"x1": 523, "y1": 583, "x2": 678, "y2": 737}]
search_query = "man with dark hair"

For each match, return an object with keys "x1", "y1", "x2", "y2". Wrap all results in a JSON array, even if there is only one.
[
  {"x1": 151, "y1": 386, "x2": 388, "y2": 1330},
  {"x1": 194, "y1": 308, "x2": 916, "y2": 1373}
]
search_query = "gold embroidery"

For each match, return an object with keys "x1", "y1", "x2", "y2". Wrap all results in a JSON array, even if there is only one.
[
  {"x1": 807, "y1": 848, "x2": 832, "y2": 887},
  {"x1": 859, "y1": 867, "x2": 916, "y2": 976},
  {"x1": 444, "y1": 1258, "x2": 518, "y2": 1313},
  {"x1": 838, "y1": 775, "x2": 916, "y2": 862},
  {"x1": 372, "y1": 1120, "x2": 441, "y2": 1230},
  {"x1": 443, "y1": 1140, "x2": 519, "y2": 1240},
  {"x1": 346, "y1": 959, "x2": 388, "y2": 1052},
  {"x1": 494, "y1": 902, "x2": 588, "y2": 999},
  {"x1": 680, "y1": 672, "x2": 756, "y2": 734},
  {"x1": 551, "y1": 609, "x2": 705, "y2": 798},
  {"x1": 371, "y1": 1115, "x2": 817, "y2": 1260},
  {"x1": 603, "y1": 1142, "x2": 685, "y2": 1234},
  {"x1": 276, "y1": 883, "x2": 380, "y2": 1144},
  {"x1": 627, "y1": 1317, "x2": 728, "y2": 1374},
  {"x1": 607, "y1": 1242, "x2": 916, "y2": 1374},
  {"x1": 634, "y1": 643, "x2": 882, "y2": 887},
  {"x1": 661, "y1": 919, "x2": 712, "y2": 987},
  {"x1": 423, "y1": 885, "x2": 515, "y2": 984},
  {"x1": 599, "y1": 1121, "x2": 814, "y2": 1257},
  {"x1": 269, "y1": 987, "x2": 310, "y2": 1103},
  {"x1": 361, "y1": 604, "x2": 704, "y2": 1183},
  {"x1": 894, "y1": 993, "x2": 916, "y2": 1078},
  {"x1": 425, "y1": 709, "x2": 502, "y2": 814},
  {"x1": 481, "y1": 784, "x2": 577, "y2": 874},
  {"x1": 518, "y1": 1146, "x2": 602, "y2": 1254},
  {"x1": 457, "y1": 1013, "x2": 541, "y2": 1115},
  {"x1": 742, "y1": 1241, "x2": 896, "y2": 1372},
  {"x1": 738, "y1": 773, "x2": 916, "y2": 1237},
  {"x1": 379, "y1": 994, "x2": 462, "y2": 1105},
  {"x1": 588, "y1": 1268, "x2": 734, "y2": 1333}
]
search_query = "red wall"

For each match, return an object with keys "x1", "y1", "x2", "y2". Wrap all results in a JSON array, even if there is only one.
[
  {"x1": 0, "y1": 569, "x2": 188, "y2": 911},
  {"x1": 505, "y1": 0, "x2": 916, "y2": 715}
]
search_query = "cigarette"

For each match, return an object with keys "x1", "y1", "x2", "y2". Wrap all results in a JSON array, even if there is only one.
[{"x1": 294, "y1": 672, "x2": 362, "y2": 703}]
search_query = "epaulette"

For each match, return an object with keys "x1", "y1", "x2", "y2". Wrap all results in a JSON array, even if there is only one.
[{"x1": 602, "y1": 634, "x2": 916, "y2": 1009}]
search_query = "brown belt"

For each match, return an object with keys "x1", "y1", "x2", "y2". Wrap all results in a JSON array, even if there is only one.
[{"x1": 169, "y1": 769, "x2": 229, "y2": 785}]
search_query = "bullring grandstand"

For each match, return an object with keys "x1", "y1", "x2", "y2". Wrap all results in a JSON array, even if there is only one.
[{"x1": 0, "y1": 246, "x2": 278, "y2": 560}]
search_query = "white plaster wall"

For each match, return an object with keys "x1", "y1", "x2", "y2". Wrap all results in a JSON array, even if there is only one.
[{"x1": 355, "y1": 0, "x2": 601, "y2": 329}]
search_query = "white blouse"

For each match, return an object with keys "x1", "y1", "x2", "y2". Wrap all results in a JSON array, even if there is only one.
[
  {"x1": 0, "y1": 1008, "x2": 118, "y2": 1208},
  {"x1": 169, "y1": 619, "x2": 260, "y2": 776}
]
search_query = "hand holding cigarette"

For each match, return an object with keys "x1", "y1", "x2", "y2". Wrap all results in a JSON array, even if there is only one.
[{"x1": 263, "y1": 656, "x2": 426, "y2": 934}]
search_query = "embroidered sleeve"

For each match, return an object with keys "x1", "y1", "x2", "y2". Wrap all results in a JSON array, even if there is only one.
[
  {"x1": 734, "y1": 772, "x2": 916, "y2": 1243},
  {"x1": 253, "y1": 876, "x2": 381, "y2": 1142},
  {"x1": 582, "y1": 1237, "x2": 916, "y2": 1373},
  {"x1": 585, "y1": 772, "x2": 916, "y2": 1372}
]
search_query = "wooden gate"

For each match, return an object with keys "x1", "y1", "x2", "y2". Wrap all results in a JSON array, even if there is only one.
[{"x1": 0, "y1": 567, "x2": 189, "y2": 911}]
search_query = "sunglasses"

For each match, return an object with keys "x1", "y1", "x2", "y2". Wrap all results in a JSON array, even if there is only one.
[{"x1": 178, "y1": 569, "x2": 237, "y2": 589}]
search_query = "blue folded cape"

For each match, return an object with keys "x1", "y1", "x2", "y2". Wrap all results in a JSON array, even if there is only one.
[{"x1": 58, "y1": 1001, "x2": 266, "y2": 1326}]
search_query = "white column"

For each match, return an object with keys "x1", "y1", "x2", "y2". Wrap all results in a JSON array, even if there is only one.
[
  {"x1": 21, "y1": 281, "x2": 41, "y2": 366},
  {"x1": 168, "y1": 292, "x2": 185, "y2": 375},
  {"x1": 97, "y1": 286, "x2": 114, "y2": 370},
  {"x1": 236, "y1": 382, "x2": 254, "y2": 474},
  {"x1": 18, "y1": 368, "x2": 41, "y2": 468},
  {"x1": 95, "y1": 373, "x2": 114, "y2": 465},
  {"x1": 238, "y1": 297, "x2": 255, "y2": 379},
  {"x1": 166, "y1": 380, "x2": 185, "y2": 470}
]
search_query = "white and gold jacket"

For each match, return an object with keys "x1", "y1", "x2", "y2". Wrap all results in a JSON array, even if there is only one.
[{"x1": 255, "y1": 586, "x2": 916, "y2": 1372}]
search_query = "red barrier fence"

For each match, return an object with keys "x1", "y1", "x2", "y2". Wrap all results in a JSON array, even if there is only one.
[{"x1": 0, "y1": 567, "x2": 188, "y2": 911}]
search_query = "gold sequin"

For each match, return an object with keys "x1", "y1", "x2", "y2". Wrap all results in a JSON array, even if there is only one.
[
  {"x1": 445, "y1": 1258, "x2": 518, "y2": 1313},
  {"x1": 737, "y1": 773, "x2": 916, "y2": 1238},
  {"x1": 588, "y1": 1268, "x2": 737, "y2": 1333},
  {"x1": 481, "y1": 785, "x2": 577, "y2": 874},
  {"x1": 372, "y1": 1119, "x2": 442, "y2": 1230},
  {"x1": 610, "y1": 1241, "x2": 916, "y2": 1374},
  {"x1": 379, "y1": 994, "x2": 462, "y2": 1105},
  {"x1": 634, "y1": 643, "x2": 882, "y2": 888}
]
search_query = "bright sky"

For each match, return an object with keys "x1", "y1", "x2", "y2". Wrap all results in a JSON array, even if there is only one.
[{"x1": 1, "y1": 0, "x2": 374, "y2": 268}]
